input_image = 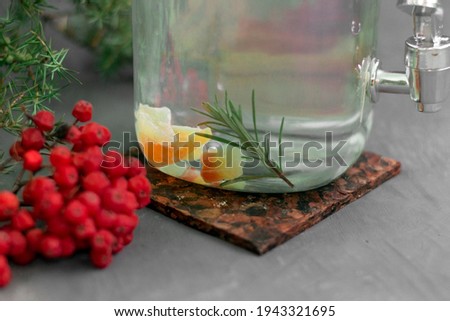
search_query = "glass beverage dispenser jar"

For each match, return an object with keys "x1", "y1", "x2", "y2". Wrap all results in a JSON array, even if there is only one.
[{"x1": 133, "y1": 0, "x2": 450, "y2": 193}]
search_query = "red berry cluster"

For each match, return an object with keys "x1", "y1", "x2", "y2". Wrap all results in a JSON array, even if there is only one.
[{"x1": 0, "y1": 100, "x2": 151, "y2": 287}]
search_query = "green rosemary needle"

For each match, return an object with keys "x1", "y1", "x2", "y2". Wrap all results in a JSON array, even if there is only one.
[{"x1": 193, "y1": 91, "x2": 294, "y2": 188}]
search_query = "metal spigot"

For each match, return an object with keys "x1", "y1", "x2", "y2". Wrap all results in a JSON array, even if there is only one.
[{"x1": 370, "y1": 0, "x2": 450, "y2": 112}]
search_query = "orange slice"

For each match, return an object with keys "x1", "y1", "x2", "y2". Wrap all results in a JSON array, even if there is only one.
[
  {"x1": 136, "y1": 104, "x2": 211, "y2": 167},
  {"x1": 200, "y1": 145, "x2": 243, "y2": 183}
]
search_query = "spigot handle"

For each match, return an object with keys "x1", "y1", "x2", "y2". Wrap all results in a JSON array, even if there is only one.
[
  {"x1": 397, "y1": 0, "x2": 444, "y2": 44},
  {"x1": 400, "y1": 0, "x2": 450, "y2": 112},
  {"x1": 397, "y1": 0, "x2": 440, "y2": 14},
  {"x1": 369, "y1": 0, "x2": 450, "y2": 113}
]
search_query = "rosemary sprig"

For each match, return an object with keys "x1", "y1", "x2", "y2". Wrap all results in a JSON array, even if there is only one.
[{"x1": 193, "y1": 91, "x2": 294, "y2": 188}]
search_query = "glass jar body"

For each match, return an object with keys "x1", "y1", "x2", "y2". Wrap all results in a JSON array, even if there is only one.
[{"x1": 133, "y1": 0, "x2": 379, "y2": 193}]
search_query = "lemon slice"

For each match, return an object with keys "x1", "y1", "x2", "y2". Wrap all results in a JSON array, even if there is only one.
[
  {"x1": 201, "y1": 145, "x2": 243, "y2": 183},
  {"x1": 172, "y1": 125, "x2": 212, "y2": 162},
  {"x1": 136, "y1": 105, "x2": 174, "y2": 140},
  {"x1": 180, "y1": 167, "x2": 207, "y2": 185},
  {"x1": 136, "y1": 104, "x2": 211, "y2": 167}
]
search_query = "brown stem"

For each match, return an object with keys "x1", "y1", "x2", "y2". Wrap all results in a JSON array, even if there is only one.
[
  {"x1": 12, "y1": 168, "x2": 26, "y2": 194},
  {"x1": 266, "y1": 159, "x2": 294, "y2": 188},
  {"x1": 27, "y1": 66, "x2": 36, "y2": 82},
  {"x1": 0, "y1": 157, "x2": 13, "y2": 172},
  {"x1": 21, "y1": 105, "x2": 34, "y2": 121},
  {"x1": 41, "y1": 11, "x2": 72, "y2": 23},
  {"x1": 9, "y1": 92, "x2": 26, "y2": 111}
]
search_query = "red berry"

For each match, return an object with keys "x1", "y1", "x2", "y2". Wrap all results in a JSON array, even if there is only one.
[
  {"x1": 122, "y1": 233, "x2": 134, "y2": 246},
  {"x1": 112, "y1": 237, "x2": 124, "y2": 254},
  {"x1": 91, "y1": 230, "x2": 115, "y2": 251},
  {"x1": 8, "y1": 231, "x2": 27, "y2": 257},
  {"x1": 22, "y1": 177, "x2": 57, "y2": 205},
  {"x1": 72, "y1": 100, "x2": 93, "y2": 122},
  {"x1": 129, "y1": 212, "x2": 139, "y2": 226},
  {"x1": 74, "y1": 238, "x2": 90, "y2": 250},
  {"x1": 0, "y1": 191, "x2": 19, "y2": 221},
  {"x1": 0, "y1": 231, "x2": 11, "y2": 256},
  {"x1": 50, "y1": 146, "x2": 72, "y2": 167},
  {"x1": 11, "y1": 210, "x2": 35, "y2": 231},
  {"x1": 11, "y1": 248, "x2": 36, "y2": 265},
  {"x1": 9, "y1": 141, "x2": 24, "y2": 161},
  {"x1": 81, "y1": 146, "x2": 104, "y2": 173},
  {"x1": 0, "y1": 224, "x2": 13, "y2": 232},
  {"x1": 102, "y1": 150, "x2": 128, "y2": 178},
  {"x1": 102, "y1": 188, "x2": 137, "y2": 213},
  {"x1": 128, "y1": 175, "x2": 152, "y2": 208},
  {"x1": 94, "y1": 210, "x2": 117, "y2": 230},
  {"x1": 32, "y1": 110, "x2": 55, "y2": 132},
  {"x1": 110, "y1": 177, "x2": 128, "y2": 190},
  {"x1": 66, "y1": 125, "x2": 82, "y2": 144},
  {"x1": 81, "y1": 122, "x2": 111, "y2": 146},
  {"x1": 54, "y1": 165, "x2": 79, "y2": 188},
  {"x1": 0, "y1": 256, "x2": 12, "y2": 287},
  {"x1": 34, "y1": 192, "x2": 64, "y2": 219},
  {"x1": 26, "y1": 229, "x2": 43, "y2": 252},
  {"x1": 23, "y1": 150, "x2": 43, "y2": 172},
  {"x1": 28, "y1": 209, "x2": 40, "y2": 220},
  {"x1": 124, "y1": 192, "x2": 139, "y2": 213},
  {"x1": 113, "y1": 214, "x2": 138, "y2": 236},
  {"x1": 60, "y1": 236, "x2": 76, "y2": 257},
  {"x1": 82, "y1": 171, "x2": 110, "y2": 195},
  {"x1": 46, "y1": 217, "x2": 71, "y2": 237},
  {"x1": 72, "y1": 152, "x2": 85, "y2": 169},
  {"x1": 21, "y1": 128, "x2": 45, "y2": 151},
  {"x1": 73, "y1": 218, "x2": 96, "y2": 240},
  {"x1": 59, "y1": 186, "x2": 79, "y2": 202},
  {"x1": 64, "y1": 200, "x2": 88, "y2": 225},
  {"x1": 71, "y1": 141, "x2": 85, "y2": 152},
  {"x1": 76, "y1": 191, "x2": 101, "y2": 216},
  {"x1": 127, "y1": 157, "x2": 147, "y2": 177},
  {"x1": 90, "y1": 248, "x2": 112, "y2": 269},
  {"x1": 40, "y1": 235, "x2": 63, "y2": 259}
]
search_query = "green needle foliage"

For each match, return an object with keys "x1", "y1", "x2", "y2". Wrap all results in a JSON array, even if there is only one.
[
  {"x1": 58, "y1": 0, "x2": 132, "y2": 76},
  {"x1": 0, "y1": 0, "x2": 76, "y2": 137},
  {"x1": 0, "y1": 0, "x2": 77, "y2": 175},
  {"x1": 0, "y1": 0, "x2": 133, "y2": 174}
]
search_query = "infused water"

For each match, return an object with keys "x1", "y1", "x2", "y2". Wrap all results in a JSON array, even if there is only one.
[{"x1": 133, "y1": 0, "x2": 379, "y2": 192}]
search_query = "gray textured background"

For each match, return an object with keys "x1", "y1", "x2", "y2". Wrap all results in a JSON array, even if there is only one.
[{"x1": 1, "y1": 1, "x2": 450, "y2": 300}]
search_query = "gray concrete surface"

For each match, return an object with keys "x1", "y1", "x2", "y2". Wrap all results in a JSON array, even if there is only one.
[{"x1": 1, "y1": 1, "x2": 450, "y2": 300}]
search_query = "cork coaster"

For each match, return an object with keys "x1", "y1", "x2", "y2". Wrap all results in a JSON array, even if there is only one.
[{"x1": 147, "y1": 151, "x2": 401, "y2": 254}]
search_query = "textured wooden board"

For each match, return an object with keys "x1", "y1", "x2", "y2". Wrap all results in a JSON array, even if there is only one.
[{"x1": 147, "y1": 152, "x2": 401, "y2": 254}]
